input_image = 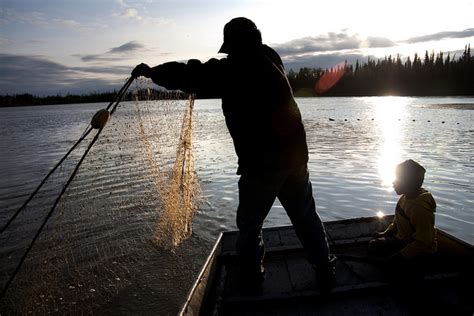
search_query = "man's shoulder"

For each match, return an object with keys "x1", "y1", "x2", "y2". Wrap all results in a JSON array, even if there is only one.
[
  {"x1": 185, "y1": 57, "x2": 230, "y2": 77},
  {"x1": 262, "y1": 45, "x2": 284, "y2": 67},
  {"x1": 397, "y1": 194, "x2": 406, "y2": 205},
  {"x1": 187, "y1": 57, "x2": 227, "y2": 66}
]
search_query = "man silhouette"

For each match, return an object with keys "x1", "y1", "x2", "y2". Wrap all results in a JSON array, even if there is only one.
[{"x1": 132, "y1": 17, "x2": 335, "y2": 290}]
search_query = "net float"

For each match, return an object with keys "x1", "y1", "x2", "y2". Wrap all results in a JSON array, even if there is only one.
[{"x1": 91, "y1": 109, "x2": 110, "y2": 129}]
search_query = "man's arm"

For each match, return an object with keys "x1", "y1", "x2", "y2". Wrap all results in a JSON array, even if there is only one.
[{"x1": 132, "y1": 59, "x2": 225, "y2": 97}]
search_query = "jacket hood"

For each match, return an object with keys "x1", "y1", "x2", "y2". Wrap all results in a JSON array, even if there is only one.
[{"x1": 410, "y1": 188, "x2": 436, "y2": 212}]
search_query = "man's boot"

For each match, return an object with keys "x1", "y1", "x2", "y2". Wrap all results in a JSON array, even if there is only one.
[{"x1": 314, "y1": 255, "x2": 337, "y2": 294}]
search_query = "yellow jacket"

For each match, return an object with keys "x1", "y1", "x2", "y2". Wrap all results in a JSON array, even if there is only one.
[{"x1": 384, "y1": 188, "x2": 437, "y2": 258}]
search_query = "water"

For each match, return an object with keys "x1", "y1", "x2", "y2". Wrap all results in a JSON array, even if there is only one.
[
  {"x1": 192, "y1": 96, "x2": 474, "y2": 243},
  {"x1": 1, "y1": 96, "x2": 473, "y2": 313}
]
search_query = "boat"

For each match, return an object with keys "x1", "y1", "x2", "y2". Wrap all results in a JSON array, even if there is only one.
[{"x1": 179, "y1": 215, "x2": 473, "y2": 315}]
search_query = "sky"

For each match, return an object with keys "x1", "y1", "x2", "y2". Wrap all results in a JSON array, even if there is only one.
[{"x1": 1, "y1": 0, "x2": 473, "y2": 95}]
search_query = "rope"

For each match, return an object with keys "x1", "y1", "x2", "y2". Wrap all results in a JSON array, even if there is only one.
[
  {"x1": 107, "y1": 76, "x2": 134, "y2": 113},
  {"x1": 1, "y1": 76, "x2": 135, "y2": 298}
]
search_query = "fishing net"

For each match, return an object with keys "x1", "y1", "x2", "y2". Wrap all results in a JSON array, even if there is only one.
[
  {"x1": 0, "y1": 78, "x2": 202, "y2": 314},
  {"x1": 135, "y1": 87, "x2": 200, "y2": 248}
]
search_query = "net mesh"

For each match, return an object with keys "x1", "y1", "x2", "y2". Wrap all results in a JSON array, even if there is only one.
[
  {"x1": 0, "y1": 78, "x2": 202, "y2": 314},
  {"x1": 136, "y1": 90, "x2": 199, "y2": 248}
]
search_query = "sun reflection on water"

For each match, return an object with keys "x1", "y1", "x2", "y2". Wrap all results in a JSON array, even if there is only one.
[{"x1": 373, "y1": 97, "x2": 408, "y2": 191}]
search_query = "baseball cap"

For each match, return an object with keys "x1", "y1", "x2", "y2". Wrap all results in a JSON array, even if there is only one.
[{"x1": 218, "y1": 17, "x2": 261, "y2": 54}]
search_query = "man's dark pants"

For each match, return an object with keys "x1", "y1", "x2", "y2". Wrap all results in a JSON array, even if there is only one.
[{"x1": 236, "y1": 164, "x2": 330, "y2": 276}]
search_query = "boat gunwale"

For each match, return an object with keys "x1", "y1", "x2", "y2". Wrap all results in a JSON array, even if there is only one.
[{"x1": 179, "y1": 232, "x2": 223, "y2": 316}]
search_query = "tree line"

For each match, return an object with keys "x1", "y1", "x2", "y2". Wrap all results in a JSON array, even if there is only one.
[
  {"x1": 0, "y1": 91, "x2": 121, "y2": 107},
  {"x1": 1, "y1": 44, "x2": 472, "y2": 106},
  {"x1": 0, "y1": 89, "x2": 191, "y2": 107},
  {"x1": 288, "y1": 44, "x2": 473, "y2": 96}
]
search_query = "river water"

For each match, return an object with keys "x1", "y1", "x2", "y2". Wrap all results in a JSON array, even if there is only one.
[
  {"x1": 193, "y1": 97, "x2": 474, "y2": 243},
  {"x1": 0, "y1": 96, "x2": 473, "y2": 314}
]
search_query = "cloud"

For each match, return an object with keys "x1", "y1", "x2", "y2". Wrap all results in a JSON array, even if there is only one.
[
  {"x1": 280, "y1": 34, "x2": 468, "y2": 71},
  {"x1": 119, "y1": 8, "x2": 142, "y2": 20},
  {"x1": 78, "y1": 40, "x2": 145, "y2": 62},
  {"x1": 273, "y1": 31, "x2": 395, "y2": 57},
  {"x1": 113, "y1": 0, "x2": 174, "y2": 26},
  {"x1": 0, "y1": 8, "x2": 48, "y2": 26},
  {"x1": 52, "y1": 18, "x2": 81, "y2": 29},
  {"x1": 142, "y1": 16, "x2": 174, "y2": 26},
  {"x1": 0, "y1": 37, "x2": 14, "y2": 47},
  {"x1": 364, "y1": 37, "x2": 396, "y2": 48},
  {"x1": 79, "y1": 54, "x2": 124, "y2": 62},
  {"x1": 283, "y1": 52, "x2": 372, "y2": 71},
  {"x1": 117, "y1": 0, "x2": 128, "y2": 7},
  {"x1": 0, "y1": 8, "x2": 90, "y2": 32},
  {"x1": 72, "y1": 65, "x2": 132, "y2": 75},
  {"x1": 25, "y1": 38, "x2": 47, "y2": 44},
  {"x1": 272, "y1": 27, "x2": 471, "y2": 70},
  {"x1": 109, "y1": 41, "x2": 144, "y2": 53},
  {"x1": 0, "y1": 54, "x2": 129, "y2": 95},
  {"x1": 404, "y1": 28, "x2": 474, "y2": 43}
]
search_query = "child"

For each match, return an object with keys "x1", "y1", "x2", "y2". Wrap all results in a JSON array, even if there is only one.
[{"x1": 369, "y1": 159, "x2": 437, "y2": 260}]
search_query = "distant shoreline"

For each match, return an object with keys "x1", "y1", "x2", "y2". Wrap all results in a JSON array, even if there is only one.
[{"x1": 2, "y1": 92, "x2": 474, "y2": 108}]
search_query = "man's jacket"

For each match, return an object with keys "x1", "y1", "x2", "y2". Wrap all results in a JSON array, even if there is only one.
[{"x1": 149, "y1": 45, "x2": 309, "y2": 175}]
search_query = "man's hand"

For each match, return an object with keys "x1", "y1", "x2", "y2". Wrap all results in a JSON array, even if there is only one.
[{"x1": 132, "y1": 63, "x2": 152, "y2": 78}]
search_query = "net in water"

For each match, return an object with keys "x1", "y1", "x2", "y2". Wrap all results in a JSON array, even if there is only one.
[{"x1": 0, "y1": 79, "x2": 201, "y2": 314}]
